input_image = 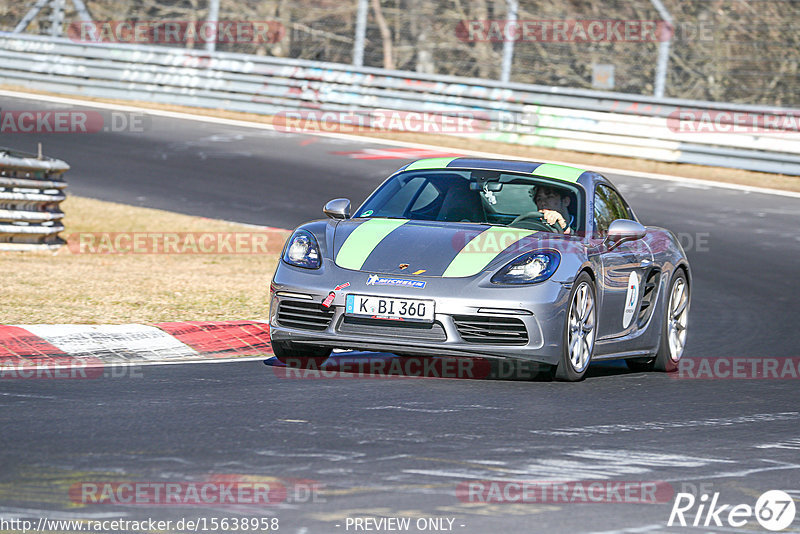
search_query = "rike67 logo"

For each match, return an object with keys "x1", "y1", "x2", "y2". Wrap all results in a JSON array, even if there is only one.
[{"x1": 668, "y1": 490, "x2": 796, "y2": 531}]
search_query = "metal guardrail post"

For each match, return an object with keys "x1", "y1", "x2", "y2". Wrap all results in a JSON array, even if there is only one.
[
  {"x1": 49, "y1": 0, "x2": 65, "y2": 37},
  {"x1": 353, "y1": 0, "x2": 368, "y2": 67},
  {"x1": 500, "y1": 0, "x2": 518, "y2": 83},
  {"x1": 205, "y1": 0, "x2": 220, "y2": 53},
  {"x1": 0, "y1": 146, "x2": 69, "y2": 251},
  {"x1": 649, "y1": 0, "x2": 673, "y2": 99}
]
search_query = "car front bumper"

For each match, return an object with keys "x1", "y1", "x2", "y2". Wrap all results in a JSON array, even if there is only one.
[{"x1": 269, "y1": 261, "x2": 572, "y2": 365}]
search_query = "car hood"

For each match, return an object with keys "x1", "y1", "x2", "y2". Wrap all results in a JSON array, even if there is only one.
[{"x1": 331, "y1": 218, "x2": 565, "y2": 278}]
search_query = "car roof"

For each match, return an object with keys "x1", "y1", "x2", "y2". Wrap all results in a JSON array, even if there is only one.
[{"x1": 397, "y1": 157, "x2": 604, "y2": 188}]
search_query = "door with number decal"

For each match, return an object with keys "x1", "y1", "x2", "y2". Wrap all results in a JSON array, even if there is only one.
[{"x1": 593, "y1": 184, "x2": 653, "y2": 340}]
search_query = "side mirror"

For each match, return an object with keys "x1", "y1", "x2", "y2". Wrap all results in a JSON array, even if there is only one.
[
  {"x1": 605, "y1": 219, "x2": 646, "y2": 249},
  {"x1": 323, "y1": 198, "x2": 351, "y2": 220}
]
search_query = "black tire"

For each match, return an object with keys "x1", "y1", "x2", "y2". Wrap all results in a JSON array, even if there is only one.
[
  {"x1": 554, "y1": 272, "x2": 597, "y2": 382},
  {"x1": 271, "y1": 341, "x2": 331, "y2": 369},
  {"x1": 653, "y1": 269, "x2": 689, "y2": 372}
]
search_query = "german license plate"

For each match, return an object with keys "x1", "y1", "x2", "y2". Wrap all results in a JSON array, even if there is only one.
[{"x1": 345, "y1": 294, "x2": 434, "y2": 323}]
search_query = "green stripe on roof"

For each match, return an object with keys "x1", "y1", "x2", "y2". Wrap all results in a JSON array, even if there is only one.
[
  {"x1": 443, "y1": 227, "x2": 535, "y2": 278},
  {"x1": 531, "y1": 163, "x2": 585, "y2": 182},
  {"x1": 335, "y1": 218, "x2": 409, "y2": 270},
  {"x1": 404, "y1": 157, "x2": 459, "y2": 171}
]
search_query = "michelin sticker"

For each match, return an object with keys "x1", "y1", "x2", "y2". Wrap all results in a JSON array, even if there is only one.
[
  {"x1": 366, "y1": 274, "x2": 426, "y2": 289},
  {"x1": 623, "y1": 271, "x2": 640, "y2": 328}
]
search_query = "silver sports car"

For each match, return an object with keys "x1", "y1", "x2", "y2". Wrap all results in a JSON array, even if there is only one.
[{"x1": 269, "y1": 157, "x2": 691, "y2": 381}]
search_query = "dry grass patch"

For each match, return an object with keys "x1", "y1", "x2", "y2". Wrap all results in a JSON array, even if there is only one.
[{"x1": 0, "y1": 196, "x2": 289, "y2": 324}]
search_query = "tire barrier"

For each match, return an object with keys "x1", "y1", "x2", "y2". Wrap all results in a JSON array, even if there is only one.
[{"x1": 0, "y1": 145, "x2": 68, "y2": 251}]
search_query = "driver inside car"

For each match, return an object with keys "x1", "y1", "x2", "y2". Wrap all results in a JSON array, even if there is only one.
[{"x1": 530, "y1": 185, "x2": 574, "y2": 234}]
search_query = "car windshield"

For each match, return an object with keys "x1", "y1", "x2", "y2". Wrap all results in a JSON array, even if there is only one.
[{"x1": 355, "y1": 169, "x2": 584, "y2": 233}]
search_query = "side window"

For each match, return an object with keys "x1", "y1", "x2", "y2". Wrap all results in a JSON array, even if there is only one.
[{"x1": 593, "y1": 185, "x2": 629, "y2": 237}]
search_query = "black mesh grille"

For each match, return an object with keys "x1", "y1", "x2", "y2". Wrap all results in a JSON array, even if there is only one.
[
  {"x1": 338, "y1": 316, "x2": 446, "y2": 341},
  {"x1": 277, "y1": 300, "x2": 335, "y2": 331},
  {"x1": 452, "y1": 315, "x2": 529, "y2": 345}
]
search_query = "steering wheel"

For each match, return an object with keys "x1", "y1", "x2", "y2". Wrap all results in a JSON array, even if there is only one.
[{"x1": 509, "y1": 211, "x2": 564, "y2": 233}]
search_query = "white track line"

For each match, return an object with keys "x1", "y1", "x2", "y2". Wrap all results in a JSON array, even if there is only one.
[{"x1": 2, "y1": 89, "x2": 799, "y2": 200}]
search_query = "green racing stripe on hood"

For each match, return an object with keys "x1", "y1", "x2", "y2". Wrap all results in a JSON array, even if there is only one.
[
  {"x1": 404, "y1": 157, "x2": 459, "y2": 171},
  {"x1": 335, "y1": 218, "x2": 409, "y2": 270},
  {"x1": 442, "y1": 227, "x2": 535, "y2": 278},
  {"x1": 531, "y1": 163, "x2": 585, "y2": 182}
]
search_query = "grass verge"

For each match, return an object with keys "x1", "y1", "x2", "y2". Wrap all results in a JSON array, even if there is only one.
[{"x1": 0, "y1": 196, "x2": 289, "y2": 324}]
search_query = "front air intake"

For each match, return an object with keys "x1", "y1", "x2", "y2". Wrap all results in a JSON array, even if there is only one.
[
  {"x1": 276, "y1": 300, "x2": 335, "y2": 331},
  {"x1": 452, "y1": 315, "x2": 529, "y2": 345}
]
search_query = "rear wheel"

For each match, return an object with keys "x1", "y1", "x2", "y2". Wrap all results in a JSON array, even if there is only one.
[
  {"x1": 555, "y1": 272, "x2": 596, "y2": 381},
  {"x1": 625, "y1": 270, "x2": 689, "y2": 373},
  {"x1": 271, "y1": 341, "x2": 331, "y2": 369}
]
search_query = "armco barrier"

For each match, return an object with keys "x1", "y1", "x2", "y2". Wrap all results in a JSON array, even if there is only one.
[
  {"x1": 0, "y1": 146, "x2": 68, "y2": 251},
  {"x1": 1, "y1": 33, "x2": 799, "y2": 175}
]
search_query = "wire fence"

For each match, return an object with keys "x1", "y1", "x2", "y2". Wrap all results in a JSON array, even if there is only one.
[{"x1": 2, "y1": 0, "x2": 799, "y2": 107}]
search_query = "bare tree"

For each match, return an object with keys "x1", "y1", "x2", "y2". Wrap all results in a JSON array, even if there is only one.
[{"x1": 371, "y1": 0, "x2": 394, "y2": 69}]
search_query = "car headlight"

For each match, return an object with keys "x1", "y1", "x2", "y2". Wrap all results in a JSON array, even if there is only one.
[
  {"x1": 282, "y1": 231, "x2": 321, "y2": 269},
  {"x1": 491, "y1": 250, "x2": 560, "y2": 285}
]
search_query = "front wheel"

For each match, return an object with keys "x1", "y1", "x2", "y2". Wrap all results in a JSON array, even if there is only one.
[
  {"x1": 654, "y1": 270, "x2": 690, "y2": 372},
  {"x1": 271, "y1": 341, "x2": 331, "y2": 369},
  {"x1": 555, "y1": 272, "x2": 597, "y2": 381}
]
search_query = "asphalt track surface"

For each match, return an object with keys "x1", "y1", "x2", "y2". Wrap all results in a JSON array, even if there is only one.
[{"x1": 2, "y1": 95, "x2": 800, "y2": 533}]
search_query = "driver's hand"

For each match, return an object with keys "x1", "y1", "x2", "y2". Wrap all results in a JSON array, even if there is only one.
[{"x1": 540, "y1": 209, "x2": 567, "y2": 231}]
